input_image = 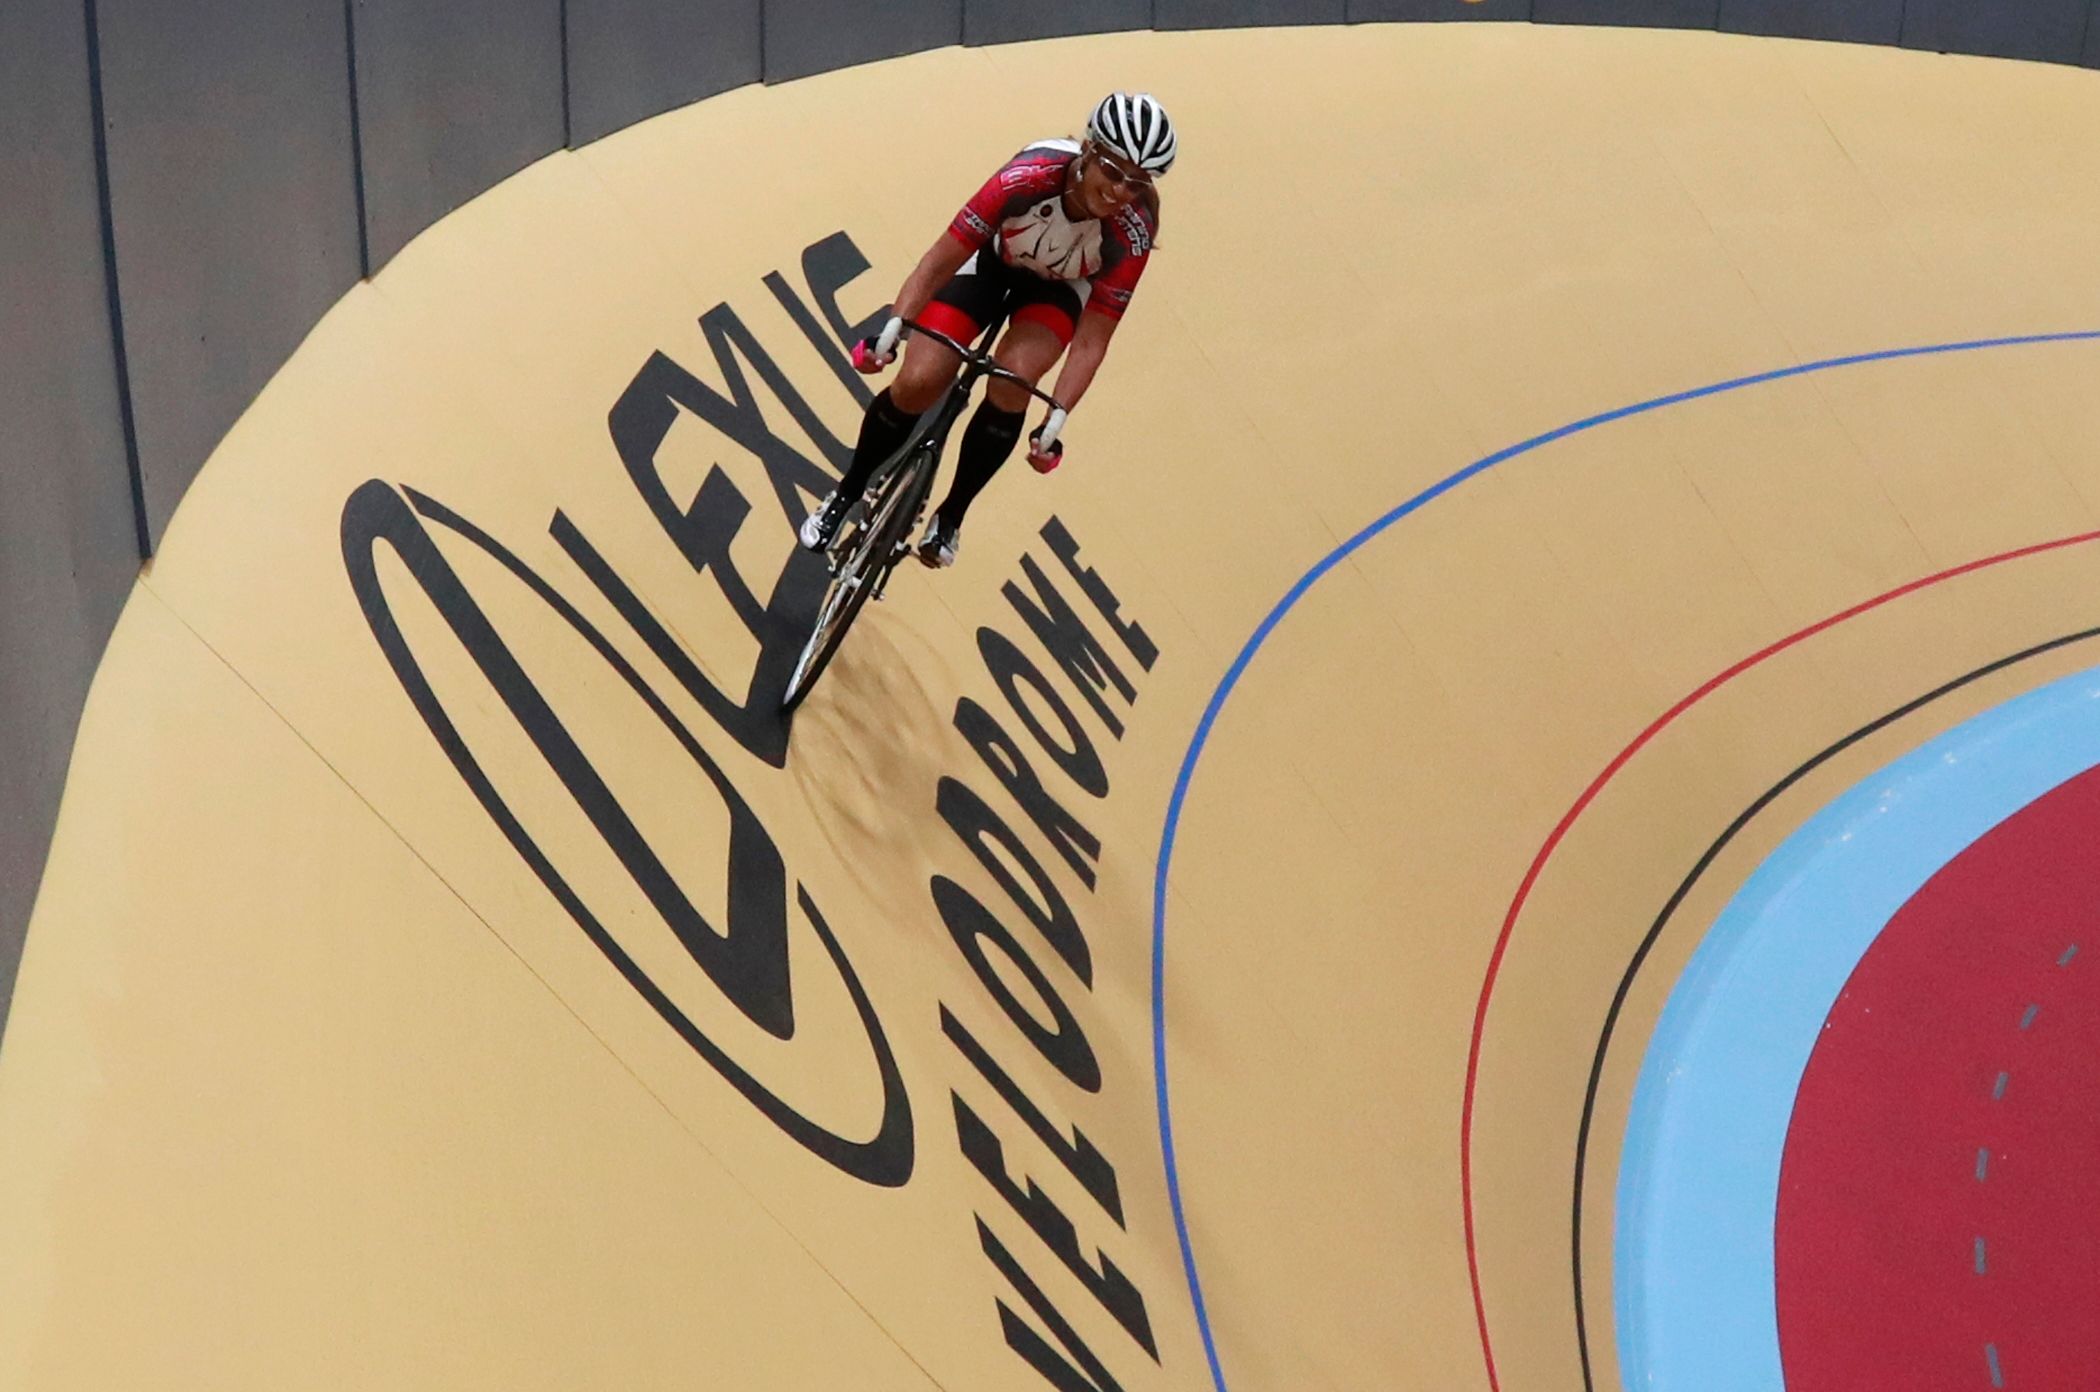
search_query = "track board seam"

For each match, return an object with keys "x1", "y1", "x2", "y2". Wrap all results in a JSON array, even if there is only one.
[{"x1": 133, "y1": 576, "x2": 959, "y2": 1392}]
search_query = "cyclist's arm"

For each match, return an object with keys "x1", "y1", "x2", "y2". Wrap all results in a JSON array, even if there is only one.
[
  {"x1": 891, "y1": 233, "x2": 976, "y2": 323},
  {"x1": 1050, "y1": 219, "x2": 1145, "y2": 411},
  {"x1": 1047, "y1": 310, "x2": 1116, "y2": 411}
]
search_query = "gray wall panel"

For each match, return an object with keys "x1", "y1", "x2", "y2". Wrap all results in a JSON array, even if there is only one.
[
  {"x1": 1902, "y1": 0, "x2": 2090, "y2": 63},
  {"x1": 965, "y1": 0, "x2": 1151, "y2": 47},
  {"x1": 1720, "y1": 0, "x2": 1902, "y2": 45},
  {"x1": 567, "y1": 0, "x2": 762, "y2": 144},
  {"x1": 1349, "y1": 0, "x2": 1529, "y2": 19},
  {"x1": 1156, "y1": 0, "x2": 1347, "y2": 26},
  {"x1": 2086, "y1": 1, "x2": 2100, "y2": 65},
  {"x1": 0, "y1": 0, "x2": 144, "y2": 1040},
  {"x1": 1533, "y1": 0, "x2": 1719, "y2": 26},
  {"x1": 763, "y1": 0, "x2": 962, "y2": 83},
  {"x1": 97, "y1": 0, "x2": 362, "y2": 546},
  {"x1": 353, "y1": 0, "x2": 566, "y2": 268}
]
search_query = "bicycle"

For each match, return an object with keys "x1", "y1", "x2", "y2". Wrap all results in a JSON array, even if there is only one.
[{"x1": 780, "y1": 315, "x2": 1068, "y2": 712}]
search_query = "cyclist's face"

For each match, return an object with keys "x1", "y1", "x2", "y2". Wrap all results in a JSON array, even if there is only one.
[{"x1": 1081, "y1": 144, "x2": 1151, "y2": 216}]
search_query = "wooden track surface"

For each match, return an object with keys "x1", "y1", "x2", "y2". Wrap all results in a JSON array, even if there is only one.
[{"x1": 4, "y1": 23, "x2": 2099, "y2": 1391}]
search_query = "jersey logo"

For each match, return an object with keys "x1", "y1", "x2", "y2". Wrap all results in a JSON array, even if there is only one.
[
  {"x1": 998, "y1": 153, "x2": 1067, "y2": 194},
  {"x1": 999, "y1": 202, "x2": 1104, "y2": 282},
  {"x1": 1114, "y1": 206, "x2": 1154, "y2": 256}
]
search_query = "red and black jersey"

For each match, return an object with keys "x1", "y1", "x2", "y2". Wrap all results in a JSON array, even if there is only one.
[{"x1": 948, "y1": 140, "x2": 1159, "y2": 320}]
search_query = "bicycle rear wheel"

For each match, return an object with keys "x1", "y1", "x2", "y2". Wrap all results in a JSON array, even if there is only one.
[{"x1": 780, "y1": 453, "x2": 933, "y2": 712}]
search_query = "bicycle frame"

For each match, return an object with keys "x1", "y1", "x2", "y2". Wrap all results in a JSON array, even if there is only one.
[
  {"x1": 778, "y1": 314, "x2": 1069, "y2": 713},
  {"x1": 893, "y1": 314, "x2": 1069, "y2": 459}
]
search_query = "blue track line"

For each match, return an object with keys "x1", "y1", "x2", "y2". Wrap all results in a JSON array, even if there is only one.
[{"x1": 1147, "y1": 328, "x2": 2100, "y2": 1392}]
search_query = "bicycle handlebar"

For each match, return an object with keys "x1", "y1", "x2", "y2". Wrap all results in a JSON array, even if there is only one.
[{"x1": 885, "y1": 317, "x2": 1071, "y2": 450}]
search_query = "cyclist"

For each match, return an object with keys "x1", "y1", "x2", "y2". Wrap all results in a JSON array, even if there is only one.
[{"x1": 799, "y1": 91, "x2": 1177, "y2": 568}]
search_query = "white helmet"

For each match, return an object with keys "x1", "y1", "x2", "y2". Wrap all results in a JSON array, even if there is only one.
[{"x1": 1086, "y1": 92, "x2": 1177, "y2": 177}]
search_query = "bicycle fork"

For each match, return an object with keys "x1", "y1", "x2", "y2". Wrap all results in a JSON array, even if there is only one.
[{"x1": 869, "y1": 494, "x2": 932, "y2": 602}]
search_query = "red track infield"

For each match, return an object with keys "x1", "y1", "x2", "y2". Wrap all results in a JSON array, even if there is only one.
[{"x1": 1775, "y1": 764, "x2": 2100, "y2": 1390}]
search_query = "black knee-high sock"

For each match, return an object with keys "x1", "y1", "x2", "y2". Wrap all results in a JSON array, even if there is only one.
[
  {"x1": 837, "y1": 388, "x2": 918, "y2": 502},
  {"x1": 936, "y1": 401, "x2": 1025, "y2": 528}
]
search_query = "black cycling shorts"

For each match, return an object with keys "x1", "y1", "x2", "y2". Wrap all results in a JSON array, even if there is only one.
[{"x1": 922, "y1": 249, "x2": 1086, "y2": 348}]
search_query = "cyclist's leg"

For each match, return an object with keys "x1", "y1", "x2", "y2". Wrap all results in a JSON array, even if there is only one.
[
  {"x1": 832, "y1": 259, "x2": 998, "y2": 504},
  {"x1": 929, "y1": 288, "x2": 1078, "y2": 534},
  {"x1": 807, "y1": 332, "x2": 959, "y2": 552},
  {"x1": 886, "y1": 318, "x2": 964, "y2": 414},
  {"x1": 831, "y1": 338, "x2": 957, "y2": 511}
]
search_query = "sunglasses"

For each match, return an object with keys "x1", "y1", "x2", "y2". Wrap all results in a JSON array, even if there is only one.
[{"x1": 1091, "y1": 150, "x2": 1154, "y2": 190}]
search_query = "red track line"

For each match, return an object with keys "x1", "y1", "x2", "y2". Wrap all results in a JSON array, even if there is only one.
[{"x1": 1459, "y1": 526, "x2": 2100, "y2": 1392}]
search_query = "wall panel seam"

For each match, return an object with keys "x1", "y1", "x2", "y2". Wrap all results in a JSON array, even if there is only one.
[
  {"x1": 343, "y1": 0, "x2": 372, "y2": 278},
  {"x1": 560, "y1": 0, "x2": 574, "y2": 148},
  {"x1": 80, "y1": 0, "x2": 150, "y2": 560}
]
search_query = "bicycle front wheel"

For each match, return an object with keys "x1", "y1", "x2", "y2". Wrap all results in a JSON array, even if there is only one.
[{"x1": 779, "y1": 455, "x2": 932, "y2": 712}]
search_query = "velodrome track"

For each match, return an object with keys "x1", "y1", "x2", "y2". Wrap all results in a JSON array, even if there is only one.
[{"x1": 4, "y1": 22, "x2": 2100, "y2": 1390}]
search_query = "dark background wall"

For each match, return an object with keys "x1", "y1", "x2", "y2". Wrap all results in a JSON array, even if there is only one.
[
  {"x1": 1156, "y1": 1, "x2": 1349, "y2": 27},
  {"x1": 0, "y1": 0, "x2": 145, "y2": 1051},
  {"x1": 965, "y1": 0, "x2": 1150, "y2": 46},
  {"x1": 1348, "y1": 1, "x2": 1531, "y2": 19},
  {"x1": 3, "y1": 0, "x2": 2098, "y2": 1045},
  {"x1": 568, "y1": 0, "x2": 764, "y2": 145},
  {"x1": 1902, "y1": 0, "x2": 2095, "y2": 64},
  {"x1": 96, "y1": 0, "x2": 366, "y2": 545},
  {"x1": 762, "y1": 0, "x2": 963, "y2": 81},
  {"x1": 1720, "y1": 0, "x2": 1905, "y2": 46},
  {"x1": 350, "y1": 0, "x2": 567, "y2": 269},
  {"x1": 1533, "y1": 0, "x2": 1720, "y2": 28}
]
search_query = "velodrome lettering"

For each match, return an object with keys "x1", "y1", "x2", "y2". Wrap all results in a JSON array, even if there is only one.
[
  {"x1": 955, "y1": 698, "x2": 1104, "y2": 890},
  {"x1": 1044, "y1": 517, "x2": 1159, "y2": 674},
  {"x1": 1003, "y1": 552, "x2": 1138, "y2": 740},
  {"x1": 981, "y1": 1220, "x2": 1129, "y2": 1392},
  {"x1": 956, "y1": 1095, "x2": 1160, "y2": 1358},
  {"x1": 933, "y1": 519, "x2": 1165, "y2": 1385},
  {"x1": 980, "y1": 625, "x2": 1110, "y2": 798},
  {"x1": 942, "y1": 1007, "x2": 1125, "y2": 1225},
  {"x1": 937, "y1": 777, "x2": 1093, "y2": 984}
]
